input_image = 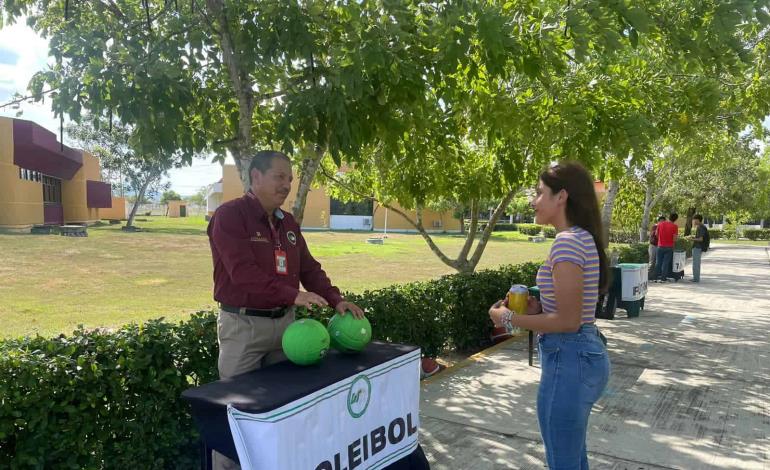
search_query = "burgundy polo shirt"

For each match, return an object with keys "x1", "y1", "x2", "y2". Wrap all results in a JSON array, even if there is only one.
[{"x1": 207, "y1": 193, "x2": 343, "y2": 309}]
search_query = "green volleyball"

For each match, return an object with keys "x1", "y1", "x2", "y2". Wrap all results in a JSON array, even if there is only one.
[
  {"x1": 282, "y1": 319, "x2": 330, "y2": 365},
  {"x1": 327, "y1": 313, "x2": 372, "y2": 353}
]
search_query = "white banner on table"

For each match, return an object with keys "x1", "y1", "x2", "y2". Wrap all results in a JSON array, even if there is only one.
[{"x1": 228, "y1": 348, "x2": 421, "y2": 470}]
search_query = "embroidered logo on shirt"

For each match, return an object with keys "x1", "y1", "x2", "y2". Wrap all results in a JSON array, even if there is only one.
[
  {"x1": 250, "y1": 233, "x2": 269, "y2": 243},
  {"x1": 287, "y1": 231, "x2": 297, "y2": 245}
]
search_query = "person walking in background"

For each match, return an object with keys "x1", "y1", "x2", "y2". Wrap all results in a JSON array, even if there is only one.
[
  {"x1": 654, "y1": 213, "x2": 679, "y2": 282},
  {"x1": 649, "y1": 216, "x2": 665, "y2": 272},
  {"x1": 688, "y1": 214, "x2": 709, "y2": 283},
  {"x1": 489, "y1": 161, "x2": 610, "y2": 469}
]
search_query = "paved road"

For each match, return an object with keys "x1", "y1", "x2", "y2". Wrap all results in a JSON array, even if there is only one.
[{"x1": 419, "y1": 243, "x2": 770, "y2": 469}]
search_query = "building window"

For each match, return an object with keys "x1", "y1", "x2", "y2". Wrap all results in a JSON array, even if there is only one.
[
  {"x1": 42, "y1": 176, "x2": 62, "y2": 204},
  {"x1": 330, "y1": 198, "x2": 373, "y2": 216},
  {"x1": 18, "y1": 168, "x2": 42, "y2": 182}
]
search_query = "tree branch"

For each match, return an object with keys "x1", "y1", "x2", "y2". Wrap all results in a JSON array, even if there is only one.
[
  {"x1": 457, "y1": 199, "x2": 477, "y2": 262},
  {"x1": 317, "y1": 166, "x2": 459, "y2": 269},
  {"x1": 469, "y1": 187, "x2": 518, "y2": 268},
  {"x1": 0, "y1": 88, "x2": 60, "y2": 111}
]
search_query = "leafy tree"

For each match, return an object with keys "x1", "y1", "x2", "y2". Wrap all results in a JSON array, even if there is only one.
[
  {"x1": 6, "y1": 0, "x2": 770, "y2": 265},
  {"x1": 160, "y1": 190, "x2": 182, "y2": 205},
  {"x1": 66, "y1": 118, "x2": 176, "y2": 229},
  {"x1": 186, "y1": 186, "x2": 208, "y2": 208},
  {"x1": 508, "y1": 193, "x2": 535, "y2": 224}
]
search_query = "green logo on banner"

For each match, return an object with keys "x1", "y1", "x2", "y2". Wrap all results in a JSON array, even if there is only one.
[{"x1": 347, "y1": 375, "x2": 371, "y2": 418}]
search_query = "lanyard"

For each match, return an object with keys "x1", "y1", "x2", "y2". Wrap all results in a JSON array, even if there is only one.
[
  {"x1": 247, "y1": 191, "x2": 282, "y2": 247},
  {"x1": 268, "y1": 219, "x2": 281, "y2": 249},
  {"x1": 247, "y1": 191, "x2": 288, "y2": 275}
]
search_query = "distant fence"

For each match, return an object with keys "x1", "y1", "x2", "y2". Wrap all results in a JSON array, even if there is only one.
[{"x1": 131, "y1": 203, "x2": 206, "y2": 217}]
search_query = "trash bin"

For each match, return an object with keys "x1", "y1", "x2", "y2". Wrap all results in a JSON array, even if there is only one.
[
  {"x1": 598, "y1": 263, "x2": 648, "y2": 319},
  {"x1": 617, "y1": 263, "x2": 648, "y2": 317},
  {"x1": 671, "y1": 250, "x2": 686, "y2": 281}
]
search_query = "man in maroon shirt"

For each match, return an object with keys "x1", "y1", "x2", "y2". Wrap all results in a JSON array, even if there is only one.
[
  {"x1": 654, "y1": 212, "x2": 679, "y2": 282},
  {"x1": 208, "y1": 150, "x2": 364, "y2": 377},
  {"x1": 207, "y1": 151, "x2": 365, "y2": 469}
]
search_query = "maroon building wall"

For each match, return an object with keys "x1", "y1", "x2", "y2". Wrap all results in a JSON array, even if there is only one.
[{"x1": 12, "y1": 119, "x2": 83, "y2": 180}]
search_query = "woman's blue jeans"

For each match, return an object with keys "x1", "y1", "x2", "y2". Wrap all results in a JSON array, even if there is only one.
[{"x1": 537, "y1": 323, "x2": 610, "y2": 469}]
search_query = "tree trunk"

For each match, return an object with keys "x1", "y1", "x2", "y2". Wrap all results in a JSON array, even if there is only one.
[
  {"x1": 640, "y1": 182, "x2": 654, "y2": 242},
  {"x1": 318, "y1": 168, "x2": 518, "y2": 274},
  {"x1": 206, "y1": 0, "x2": 255, "y2": 192},
  {"x1": 600, "y1": 180, "x2": 620, "y2": 247},
  {"x1": 232, "y1": 147, "x2": 251, "y2": 192},
  {"x1": 125, "y1": 178, "x2": 151, "y2": 228},
  {"x1": 468, "y1": 188, "x2": 518, "y2": 271},
  {"x1": 456, "y1": 199, "x2": 478, "y2": 263},
  {"x1": 684, "y1": 207, "x2": 696, "y2": 236},
  {"x1": 291, "y1": 146, "x2": 325, "y2": 225}
]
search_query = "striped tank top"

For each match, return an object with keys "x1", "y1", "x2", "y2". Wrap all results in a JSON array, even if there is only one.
[{"x1": 536, "y1": 226, "x2": 600, "y2": 324}]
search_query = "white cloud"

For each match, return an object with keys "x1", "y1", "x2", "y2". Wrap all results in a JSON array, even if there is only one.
[
  {"x1": 163, "y1": 155, "x2": 234, "y2": 196},
  {"x1": 0, "y1": 20, "x2": 50, "y2": 91}
]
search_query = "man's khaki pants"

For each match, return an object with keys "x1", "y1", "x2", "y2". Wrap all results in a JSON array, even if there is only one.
[{"x1": 213, "y1": 307, "x2": 295, "y2": 470}]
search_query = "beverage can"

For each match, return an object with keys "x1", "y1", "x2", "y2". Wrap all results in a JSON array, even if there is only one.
[{"x1": 506, "y1": 284, "x2": 529, "y2": 315}]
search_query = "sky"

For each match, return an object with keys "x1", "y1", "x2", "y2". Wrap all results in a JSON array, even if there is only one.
[{"x1": 0, "y1": 20, "x2": 231, "y2": 197}]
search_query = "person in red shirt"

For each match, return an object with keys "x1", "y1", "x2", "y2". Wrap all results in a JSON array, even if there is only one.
[{"x1": 654, "y1": 212, "x2": 679, "y2": 282}]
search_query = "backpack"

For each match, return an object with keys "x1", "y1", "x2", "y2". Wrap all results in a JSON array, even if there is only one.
[
  {"x1": 702, "y1": 227, "x2": 710, "y2": 252},
  {"x1": 650, "y1": 224, "x2": 659, "y2": 246}
]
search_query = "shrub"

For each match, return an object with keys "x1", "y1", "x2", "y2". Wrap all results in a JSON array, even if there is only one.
[
  {"x1": 707, "y1": 228, "x2": 723, "y2": 240},
  {"x1": 0, "y1": 312, "x2": 218, "y2": 469},
  {"x1": 674, "y1": 237, "x2": 694, "y2": 258},
  {"x1": 517, "y1": 223, "x2": 543, "y2": 236},
  {"x1": 608, "y1": 230, "x2": 639, "y2": 244},
  {"x1": 744, "y1": 229, "x2": 770, "y2": 240},
  {"x1": 0, "y1": 262, "x2": 542, "y2": 466},
  {"x1": 542, "y1": 227, "x2": 557, "y2": 238},
  {"x1": 492, "y1": 222, "x2": 517, "y2": 231},
  {"x1": 613, "y1": 243, "x2": 649, "y2": 264}
]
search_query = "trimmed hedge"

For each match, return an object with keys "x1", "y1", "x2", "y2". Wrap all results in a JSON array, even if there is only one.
[
  {"x1": 608, "y1": 230, "x2": 639, "y2": 244},
  {"x1": 492, "y1": 222, "x2": 517, "y2": 231},
  {"x1": 517, "y1": 223, "x2": 543, "y2": 236},
  {"x1": 707, "y1": 228, "x2": 723, "y2": 240},
  {"x1": 614, "y1": 243, "x2": 649, "y2": 264},
  {"x1": 744, "y1": 229, "x2": 770, "y2": 240},
  {"x1": 0, "y1": 262, "x2": 539, "y2": 468},
  {"x1": 0, "y1": 314, "x2": 218, "y2": 469}
]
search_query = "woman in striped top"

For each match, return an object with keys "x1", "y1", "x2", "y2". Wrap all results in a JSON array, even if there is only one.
[{"x1": 489, "y1": 162, "x2": 610, "y2": 469}]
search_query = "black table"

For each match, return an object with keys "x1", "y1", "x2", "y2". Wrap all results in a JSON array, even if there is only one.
[{"x1": 182, "y1": 341, "x2": 430, "y2": 469}]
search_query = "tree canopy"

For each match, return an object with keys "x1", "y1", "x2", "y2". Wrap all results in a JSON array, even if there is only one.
[{"x1": 4, "y1": 0, "x2": 770, "y2": 268}]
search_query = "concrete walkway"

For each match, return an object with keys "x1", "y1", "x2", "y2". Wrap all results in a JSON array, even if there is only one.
[{"x1": 419, "y1": 243, "x2": 770, "y2": 469}]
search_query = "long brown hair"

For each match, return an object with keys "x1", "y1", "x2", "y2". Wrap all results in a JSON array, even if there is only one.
[{"x1": 539, "y1": 162, "x2": 609, "y2": 293}]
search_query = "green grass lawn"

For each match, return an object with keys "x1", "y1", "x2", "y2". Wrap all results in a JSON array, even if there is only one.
[{"x1": 0, "y1": 216, "x2": 551, "y2": 339}]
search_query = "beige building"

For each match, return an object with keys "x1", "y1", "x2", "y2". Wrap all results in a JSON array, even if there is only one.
[
  {"x1": 167, "y1": 200, "x2": 188, "y2": 218},
  {"x1": 205, "y1": 164, "x2": 462, "y2": 233},
  {"x1": 0, "y1": 117, "x2": 112, "y2": 232}
]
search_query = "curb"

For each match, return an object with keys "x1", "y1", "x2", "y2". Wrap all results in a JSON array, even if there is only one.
[{"x1": 421, "y1": 330, "x2": 531, "y2": 385}]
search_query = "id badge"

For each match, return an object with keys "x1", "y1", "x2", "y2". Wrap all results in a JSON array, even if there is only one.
[{"x1": 275, "y1": 249, "x2": 288, "y2": 275}]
